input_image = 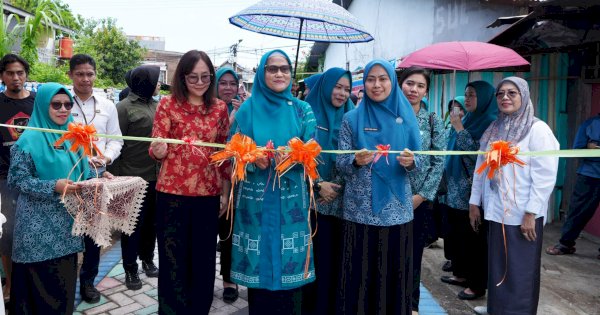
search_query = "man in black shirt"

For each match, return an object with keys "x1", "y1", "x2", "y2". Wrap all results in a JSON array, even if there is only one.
[{"x1": 0, "y1": 54, "x2": 35, "y2": 301}]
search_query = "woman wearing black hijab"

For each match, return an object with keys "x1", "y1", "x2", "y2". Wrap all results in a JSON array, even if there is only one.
[{"x1": 113, "y1": 65, "x2": 161, "y2": 289}]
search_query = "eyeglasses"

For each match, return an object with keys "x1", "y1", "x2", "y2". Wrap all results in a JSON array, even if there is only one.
[
  {"x1": 264, "y1": 65, "x2": 291, "y2": 75},
  {"x1": 495, "y1": 90, "x2": 520, "y2": 99},
  {"x1": 218, "y1": 81, "x2": 238, "y2": 88},
  {"x1": 50, "y1": 101, "x2": 73, "y2": 110},
  {"x1": 185, "y1": 73, "x2": 212, "y2": 84}
]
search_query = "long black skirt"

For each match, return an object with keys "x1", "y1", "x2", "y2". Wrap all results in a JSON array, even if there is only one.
[
  {"x1": 11, "y1": 253, "x2": 78, "y2": 315},
  {"x1": 337, "y1": 220, "x2": 413, "y2": 315},
  {"x1": 488, "y1": 218, "x2": 543, "y2": 315}
]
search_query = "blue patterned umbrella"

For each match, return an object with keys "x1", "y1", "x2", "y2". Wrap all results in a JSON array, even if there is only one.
[{"x1": 230, "y1": 0, "x2": 374, "y2": 78}]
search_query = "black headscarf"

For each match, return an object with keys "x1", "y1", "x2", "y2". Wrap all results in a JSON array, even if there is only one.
[{"x1": 129, "y1": 66, "x2": 160, "y2": 101}]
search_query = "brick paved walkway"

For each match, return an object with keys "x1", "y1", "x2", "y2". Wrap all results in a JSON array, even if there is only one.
[{"x1": 73, "y1": 241, "x2": 444, "y2": 315}]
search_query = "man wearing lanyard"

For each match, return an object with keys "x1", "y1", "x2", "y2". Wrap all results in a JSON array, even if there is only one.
[{"x1": 68, "y1": 54, "x2": 123, "y2": 304}]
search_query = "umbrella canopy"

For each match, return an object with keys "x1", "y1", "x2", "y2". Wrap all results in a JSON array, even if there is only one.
[
  {"x1": 230, "y1": 0, "x2": 373, "y2": 43},
  {"x1": 230, "y1": 0, "x2": 373, "y2": 78},
  {"x1": 397, "y1": 41, "x2": 529, "y2": 71}
]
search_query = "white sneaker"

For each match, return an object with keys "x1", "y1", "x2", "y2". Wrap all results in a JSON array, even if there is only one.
[{"x1": 474, "y1": 306, "x2": 489, "y2": 315}]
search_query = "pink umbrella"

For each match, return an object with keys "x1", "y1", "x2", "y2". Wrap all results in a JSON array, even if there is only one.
[{"x1": 397, "y1": 41, "x2": 529, "y2": 71}]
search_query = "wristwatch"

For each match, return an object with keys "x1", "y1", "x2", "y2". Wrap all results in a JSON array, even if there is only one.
[{"x1": 313, "y1": 181, "x2": 322, "y2": 193}]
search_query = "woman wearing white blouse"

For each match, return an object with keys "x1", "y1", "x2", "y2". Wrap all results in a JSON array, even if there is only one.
[{"x1": 469, "y1": 77, "x2": 559, "y2": 315}]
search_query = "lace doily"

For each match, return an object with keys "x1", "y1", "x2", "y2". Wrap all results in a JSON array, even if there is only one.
[{"x1": 62, "y1": 176, "x2": 148, "y2": 247}]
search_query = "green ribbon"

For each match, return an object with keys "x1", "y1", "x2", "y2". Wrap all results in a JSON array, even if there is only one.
[{"x1": 2, "y1": 123, "x2": 599, "y2": 157}]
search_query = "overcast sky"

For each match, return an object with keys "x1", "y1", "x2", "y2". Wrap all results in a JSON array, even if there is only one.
[{"x1": 62, "y1": 0, "x2": 314, "y2": 69}]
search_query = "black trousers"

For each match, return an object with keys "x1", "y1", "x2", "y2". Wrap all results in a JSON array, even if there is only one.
[
  {"x1": 156, "y1": 192, "x2": 219, "y2": 315},
  {"x1": 560, "y1": 174, "x2": 600, "y2": 248},
  {"x1": 121, "y1": 181, "x2": 157, "y2": 271},
  {"x1": 448, "y1": 206, "x2": 488, "y2": 292},
  {"x1": 79, "y1": 236, "x2": 100, "y2": 286},
  {"x1": 248, "y1": 287, "x2": 302, "y2": 315},
  {"x1": 11, "y1": 253, "x2": 77, "y2": 315},
  {"x1": 218, "y1": 208, "x2": 234, "y2": 283}
]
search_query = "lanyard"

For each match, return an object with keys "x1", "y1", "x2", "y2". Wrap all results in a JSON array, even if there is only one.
[{"x1": 73, "y1": 96, "x2": 97, "y2": 125}]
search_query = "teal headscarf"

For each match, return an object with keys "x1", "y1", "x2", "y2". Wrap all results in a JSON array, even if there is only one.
[
  {"x1": 304, "y1": 73, "x2": 322, "y2": 92},
  {"x1": 234, "y1": 50, "x2": 304, "y2": 147},
  {"x1": 216, "y1": 67, "x2": 240, "y2": 113},
  {"x1": 305, "y1": 67, "x2": 354, "y2": 180},
  {"x1": 15, "y1": 82, "x2": 89, "y2": 181},
  {"x1": 351, "y1": 59, "x2": 422, "y2": 214},
  {"x1": 445, "y1": 81, "x2": 498, "y2": 181}
]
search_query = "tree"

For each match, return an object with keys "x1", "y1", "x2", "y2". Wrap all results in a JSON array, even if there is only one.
[{"x1": 74, "y1": 18, "x2": 145, "y2": 86}]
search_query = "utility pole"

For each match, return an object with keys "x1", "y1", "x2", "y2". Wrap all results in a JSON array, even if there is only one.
[{"x1": 230, "y1": 39, "x2": 243, "y2": 72}]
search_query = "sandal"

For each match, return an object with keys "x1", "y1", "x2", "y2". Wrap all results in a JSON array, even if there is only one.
[{"x1": 545, "y1": 244, "x2": 576, "y2": 255}]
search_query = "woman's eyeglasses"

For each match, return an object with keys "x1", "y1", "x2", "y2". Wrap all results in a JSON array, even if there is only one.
[
  {"x1": 50, "y1": 101, "x2": 73, "y2": 110},
  {"x1": 264, "y1": 65, "x2": 291, "y2": 74},
  {"x1": 185, "y1": 73, "x2": 212, "y2": 84},
  {"x1": 495, "y1": 90, "x2": 520, "y2": 99}
]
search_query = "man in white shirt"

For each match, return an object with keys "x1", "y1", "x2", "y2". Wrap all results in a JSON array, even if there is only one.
[{"x1": 68, "y1": 54, "x2": 123, "y2": 304}]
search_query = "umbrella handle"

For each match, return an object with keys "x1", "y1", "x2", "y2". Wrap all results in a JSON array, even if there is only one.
[{"x1": 293, "y1": 18, "x2": 304, "y2": 81}]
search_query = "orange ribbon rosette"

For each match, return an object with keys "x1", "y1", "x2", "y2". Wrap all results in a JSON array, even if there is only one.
[
  {"x1": 55, "y1": 122, "x2": 103, "y2": 158},
  {"x1": 274, "y1": 138, "x2": 321, "y2": 181},
  {"x1": 476, "y1": 140, "x2": 526, "y2": 179}
]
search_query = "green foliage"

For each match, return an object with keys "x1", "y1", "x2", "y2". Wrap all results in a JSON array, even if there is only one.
[
  {"x1": 19, "y1": 0, "x2": 63, "y2": 66},
  {"x1": 29, "y1": 61, "x2": 69, "y2": 84},
  {"x1": 9, "y1": 0, "x2": 80, "y2": 31},
  {"x1": 74, "y1": 18, "x2": 146, "y2": 86},
  {"x1": 0, "y1": 0, "x2": 22, "y2": 56}
]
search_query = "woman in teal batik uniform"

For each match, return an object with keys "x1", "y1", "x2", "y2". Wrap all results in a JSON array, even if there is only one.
[{"x1": 229, "y1": 50, "x2": 316, "y2": 314}]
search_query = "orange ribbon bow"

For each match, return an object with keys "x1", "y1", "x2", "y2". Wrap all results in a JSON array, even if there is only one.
[
  {"x1": 275, "y1": 138, "x2": 321, "y2": 181},
  {"x1": 373, "y1": 144, "x2": 391, "y2": 165},
  {"x1": 210, "y1": 133, "x2": 266, "y2": 182},
  {"x1": 55, "y1": 122, "x2": 103, "y2": 158},
  {"x1": 476, "y1": 140, "x2": 525, "y2": 179}
]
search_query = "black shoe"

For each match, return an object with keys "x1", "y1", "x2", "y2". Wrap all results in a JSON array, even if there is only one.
[
  {"x1": 458, "y1": 289, "x2": 485, "y2": 300},
  {"x1": 125, "y1": 270, "x2": 143, "y2": 290},
  {"x1": 142, "y1": 260, "x2": 159, "y2": 278},
  {"x1": 223, "y1": 285, "x2": 239, "y2": 304},
  {"x1": 441, "y1": 275, "x2": 468, "y2": 287},
  {"x1": 442, "y1": 260, "x2": 453, "y2": 272},
  {"x1": 80, "y1": 282, "x2": 101, "y2": 304}
]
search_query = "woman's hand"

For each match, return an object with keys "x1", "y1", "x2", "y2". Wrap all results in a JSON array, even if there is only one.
[
  {"x1": 150, "y1": 140, "x2": 168, "y2": 160},
  {"x1": 412, "y1": 195, "x2": 425, "y2": 210},
  {"x1": 55, "y1": 179, "x2": 79, "y2": 194},
  {"x1": 397, "y1": 149, "x2": 415, "y2": 170},
  {"x1": 231, "y1": 98, "x2": 242, "y2": 111},
  {"x1": 102, "y1": 171, "x2": 115, "y2": 179},
  {"x1": 89, "y1": 156, "x2": 110, "y2": 168},
  {"x1": 521, "y1": 213, "x2": 537, "y2": 241},
  {"x1": 469, "y1": 204, "x2": 481, "y2": 232},
  {"x1": 318, "y1": 182, "x2": 341, "y2": 203},
  {"x1": 450, "y1": 112, "x2": 464, "y2": 132},
  {"x1": 255, "y1": 156, "x2": 270, "y2": 170},
  {"x1": 354, "y1": 149, "x2": 374, "y2": 166}
]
